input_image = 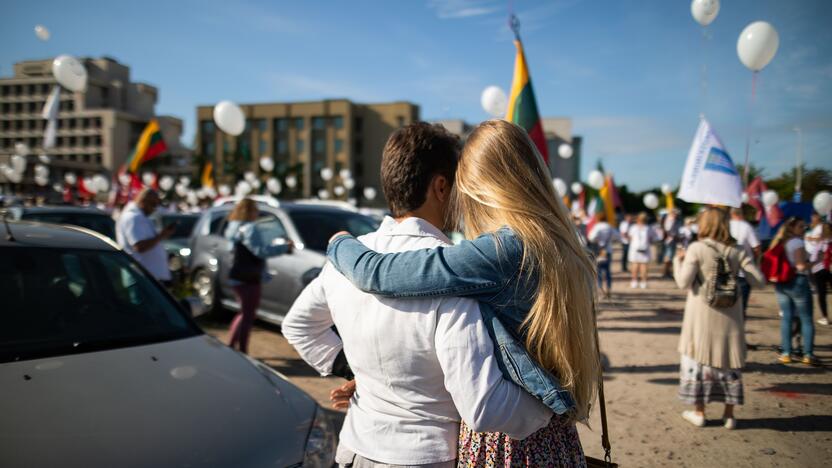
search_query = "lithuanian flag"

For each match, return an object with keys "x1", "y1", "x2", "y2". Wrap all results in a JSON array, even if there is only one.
[
  {"x1": 506, "y1": 39, "x2": 549, "y2": 163},
  {"x1": 598, "y1": 175, "x2": 619, "y2": 228},
  {"x1": 128, "y1": 119, "x2": 167, "y2": 173}
]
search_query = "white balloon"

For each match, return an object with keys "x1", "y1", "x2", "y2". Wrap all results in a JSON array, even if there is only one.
[
  {"x1": 92, "y1": 174, "x2": 108, "y2": 193},
  {"x1": 643, "y1": 193, "x2": 659, "y2": 210},
  {"x1": 52, "y1": 182, "x2": 63, "y2": 192},
  {"x1": 339, "y1": 168, "x2": 352, "y2": 180},
  {"x1": 6, "y1": 171, "x2": 22, "y2": 183},
  {"x1": 34, "y1": 175, "x2": 49, "y2": 186},
  {"x1": 175, "y1": 183, "x2": 188, "y2": 197},
  {"x1": 343, "y1": 178, "x2": 356, "y2": 190},
  {"x1": 196, "y1": 188, "x2": 207, "y2": 199},
  {"x1": 179, "y1": 176, "x2": 191, "y2": 187},
  {"x1": 552, "y1": 178, "x2": 567, "y2": 197},
  {"x1": 259, "y1": 156, "x2": 275, "y2": 172},
  {"x1": 64, "y1": 172, "x2": 77, "y2": 185},
  {"x1": 118, "y1": 173, "x2": 132, "y2": 186},
  {"x1": 737, "y1": 21, "x2": 779, "y2": 72},
  {"x1": 235, "y1": 181, "x2": 252, "y2": 197},
  {"x1": 318, "y1": 189, "x2": 330, "y2": 199},
  {"x1": 186, "y1": 190, "x2": 198, "y2": 206},
  {"x1": 588, "y1": 170, "x2": 605, "y2": 190},
  {"x1": 571, "y1": 182, "x2": 584, "y2": 195},
  {"x1": 204, "y1": 186, "x2": 217, "y2": 198},
  {"x1": 34, "y1": 164, "x2": 49, "y2": 178},
  {"x1": 159, "y1": 175, "x2": 175, "y2": 191},
  {"x1": 52, "y1": 55, "x2": 88, "y2": 92},
  {"x1": 34, "y1": 24, "x2": 50, "y2": 41},
  {"x1": 364, "y1": 187, "x2": 377, "y2": 201},
  {"x1": 661, "y1": 183, "x2": 672, "y2": 195},
  {"x1": 762, "y1": 190, "x2": 779, "y2": 207},
  {"x1": 142, "y1": 172, "x2": 155, "y2": 186},
  {"x1": 285, "y1": 175, "x2": 298, "y2": 189},
  {"x1": 218, "y1": 184, "x2": 231, "y2": 197},
  {"x1": 10, "y1": 155, "x2": 27, "y2": 174},
  {"x1": 480, "y1": 86, "x2": 508, "y2": 117},
  {"x1": 244, "y1": 171, "x2": 257, "y2": 183},
  {"x1": 15, "y1": 141, "x2": 30, "y2": 156},
  {"x1": 334, "y1": 186, "x2": 345, "y2": 197},
  {"x1": 83, "y1": 177, "x2": 97, "y2": 194},
  {"x1": 250, "y1": 179, "x2": 261, "y2": 190},
  {"x1": 557, "y1": 144, "x2": 573, "y2": 159},
  {"x1": 741, "y1": 192, "x2": 750, "y2": 204},
  {"x1": 813, "y1": 191, "x2": 832, "y2": 213},
  {"x1": 38, "y1": 154, "x2": 51, "y2": 165},
  {"x1": 690, "y1": 0, "x2": 720, "y2": 27},
  {"x1": 321, "y1": 167, "x2": 334, "y2": 181},
  {"x1": 213, "y1": 100, "x2": 245, "y2": 136},
  {"x1": 266, "y1": 177, "x2": 282, "y2": 195}
]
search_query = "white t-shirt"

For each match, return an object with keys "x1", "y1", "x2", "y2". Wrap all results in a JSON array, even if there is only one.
[
  {"x1": 588, "y1": 221, "x2": 620, "y2": 254},
  {"x1": 116, "y1": 204, "x2": 171, "y2": 281},
  {"x1": 730, "y1": 219, "x2": 760, "y2": 259},
  {"x1": 785, "y1": 238, "x2": 805, "y2": 267}
]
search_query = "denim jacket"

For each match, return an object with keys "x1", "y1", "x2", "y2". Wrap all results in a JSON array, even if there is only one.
[
  {"x1": 224, "y1": 220, "x2": 290, "y2": 284},
  {"x1": 327, "y1": 227, "x2": 576, "y2": 415}
]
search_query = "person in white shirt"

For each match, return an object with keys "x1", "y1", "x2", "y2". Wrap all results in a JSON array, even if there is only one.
[
  {"x1": 628, "y1": 212, "x2": 656, "y2": 289},
  {"x1": 805, "y1": 214, "x2": 830, "y2": 325},
  {"x1": 729, "y1": 208, "x2": 761, "y2": 318},
  {"x1": 282, "y1": 123, "x2": 552, "y2": 467},
  {"x1": 619, "y1": 213, "x2": 633, "y2": 273},
  {"x1": 115, "y1": 188, "x2": 175, "y2": 283},
  {"x1": 588, "y1": 212, "x2": 620, "y2": 299}
]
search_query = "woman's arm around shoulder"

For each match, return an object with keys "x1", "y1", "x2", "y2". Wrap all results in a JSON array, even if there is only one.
[
  {"x1": 737, "y1": 247, "x2": 766, "y2": 288},
  {"x1": 326, "y1": 228, "x2": 523, "y2": 299},
  {"x1": 673, "y1": 241, "x2": 701, "y2": 290}
]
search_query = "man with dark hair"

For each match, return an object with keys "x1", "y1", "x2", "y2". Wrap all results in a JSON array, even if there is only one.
[{"x1": 283, "y1": 123, "x2": 550, "y2": 467}]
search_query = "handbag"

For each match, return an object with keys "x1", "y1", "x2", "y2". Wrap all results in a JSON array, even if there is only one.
[
  {"x1": 229, "y1": 241, "x2": 265, "y2": 284},
  {"x1": 585, "y1": 308, "x2": 618, "y2": 468},
  {"x1": 701, "y1": 241, "x2": 739, "y2": 309}
]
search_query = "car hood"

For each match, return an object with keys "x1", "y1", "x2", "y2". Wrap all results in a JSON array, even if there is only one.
[{"x1": 0, "y1": 335, "x2": 316, "y2": 468}]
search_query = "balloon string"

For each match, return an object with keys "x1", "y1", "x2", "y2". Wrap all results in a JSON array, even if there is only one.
[{"x1": 742, "y1": 72, "x2": 759, "y2": 186}]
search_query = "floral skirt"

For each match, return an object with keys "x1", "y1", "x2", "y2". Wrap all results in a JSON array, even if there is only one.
[
  {"x1": 678, "y1": 354, "x2": 744, "y2": 405},
  {"x1": 457, "y1": 413, "x2": 586, "y2": 467}
]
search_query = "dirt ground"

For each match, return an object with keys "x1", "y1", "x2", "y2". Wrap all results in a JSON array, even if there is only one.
[{"x1": 200, "y1": 259, "x2": 831, "y2": 467}]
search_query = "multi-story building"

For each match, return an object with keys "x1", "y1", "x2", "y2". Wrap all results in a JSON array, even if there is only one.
[
  {"x1": 0, "y1": 56, "x2": 191, "y2": 188},
  {"x1": 195, "y1": 99, "x2": 419, "y2": 205},
  {"x1": 434, "y1": 117, "x2": 583, "y2": 186}
]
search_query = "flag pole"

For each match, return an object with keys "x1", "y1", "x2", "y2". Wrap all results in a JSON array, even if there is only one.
[{"x1": 509, "y1": 13, "x2": 521, "y2": 41}]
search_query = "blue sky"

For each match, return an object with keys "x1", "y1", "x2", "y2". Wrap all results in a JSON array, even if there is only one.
[{"x1": 2, "y1": 0, "x2": 830, "y2": 190}]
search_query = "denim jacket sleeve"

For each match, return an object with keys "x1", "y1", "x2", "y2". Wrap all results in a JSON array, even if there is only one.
[
  {"x1": 326, "y1": 228, "x2": 522, "y2": 301},
  {"x1": 225, "y1": 221, "x2": 290, "y2": 259}
]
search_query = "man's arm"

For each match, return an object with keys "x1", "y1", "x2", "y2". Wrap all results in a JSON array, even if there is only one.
[
  {"x1": 435, "y1": 298, "x2": 552, "y2": 440},
  {"x1": 125, "y1": 216, "x2": 173, "y2": 253},
  {"x1": 282, "y1": 271, "x2": 345, "y2": 376}
]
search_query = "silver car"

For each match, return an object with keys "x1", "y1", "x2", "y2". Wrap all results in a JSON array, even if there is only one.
[
  {"x1": 188, "y1": 200, "x2": 378, "y2": 324},
  {"x1": 0, "y1": 220, "x2": 336, "y2": 467}
]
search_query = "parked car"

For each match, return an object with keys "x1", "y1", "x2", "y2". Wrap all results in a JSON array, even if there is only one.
[
  {"x1": 152, "y1": 212, "x2": 200, "y2": 280},
  {"x1": 188, "y1": 200, "x2": 379, "y2": 324},
  {"x1": 7, "y1": 205, "x2": 116, "y2": 240},
  {"x1": 0, "y1": 219, "x2": 336, "y2": 467}
]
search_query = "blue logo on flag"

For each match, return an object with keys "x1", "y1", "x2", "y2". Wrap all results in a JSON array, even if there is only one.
[{"x1": 704, "y1": 147, "x2": 738, "y2": 175}]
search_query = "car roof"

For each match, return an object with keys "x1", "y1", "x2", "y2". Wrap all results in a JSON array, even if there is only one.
[
  {"x1": 0, "y1": 219, "x2": 119, "y2": 251},
  {"x1": 205, "y1": 201, "x2": 369, "y2": 216},
  {"x1": 18, "y1": 205, "x2": 112, "y2": 216}
]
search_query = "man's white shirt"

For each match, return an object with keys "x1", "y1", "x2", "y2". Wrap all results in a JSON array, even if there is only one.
[
  {"x1": 115, "y1": 203, "x2": 171, "y2": 281},
  {"x1": 282, "y1": 217, "x2": 551, "y2": 465}
]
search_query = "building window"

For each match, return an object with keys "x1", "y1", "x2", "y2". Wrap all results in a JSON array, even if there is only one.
[
  {"x1": 259, "y1": 139, "x2": 267, "y2": 154},
  {"x1": 313, "y1": 137, "x2": 325, "y2": 154},
  {"x1": 14, "y1": 102, "x2": 23, "y2": 113},
  {"x1": 95, "y1": 154, "x2": 102, "y2": 164},
  {"x1": 397, "y1": 116, "x2": 405, "y2": 127},
  {"x1": 200, "y1": 120, "x2": 216, "y2": 156},
  {"x1": 312, "y1": 117, "x2": 326, "y2": 130},
  {"x1": 0, "y1": 86, "x2": 8, "y2": 96},
  {"x1": 334, "y1": 138, "x2": 343, "y2": 154},
  {"x1": 41, "y1": 84, "x2": 50, "y2": 94},
  {"x1": 294, "y1": 117, "x2": 304, "y2": 130},
  {"x1": 28, "y1": 102, "x2": 38, "y2": 113},
  {"x1": 1, "y1": 103, "x2": 8, "y2": 113},
  {"x1": 69, "y1": 154, "x2": 77, "y2": 162},
  {"x1": 68, "y1": 136, "x2": 77, "y2": 147},
  {"x1": 354, "y1": 117, "x2": 363, "y2": 132},
  {"x1": 276, "y1": 119, "x2": 289, "y2": 132},
  {"x1": 82, "y1": 118, "x2": 90, "y2": 129},
  {"x1": 277, "y1": 140, "x2": 288, "y2": 154},
  {"x1": 83, "y1": 154, "x2": 91, "y2": 163},
  {"x1": 94, "y1": 117, "x2": 102, "y2": 128},
  {"x1": 295, "y1": 138, "x2": 305, "y2": 153},
  {"x1": 257, "y1": 119, "x2": 267, "y2": 133},
  {"x1": 332, "y1": 116, "x2": 344, "y2": 129},
  {"x1": 68, "y1": 119, "x2": 76, "y2": 129},
  {"x1": 1, "y1": 121, "x2": 8, "y2": 130},
  {"x1": 354, "y1": 139, "x2": 363, "y2": 156},
  {"x1": 94, "y1": 135, "x2": 102, "y2": 146},
  {"x1": 101, "y1": 87, "x2": 109, "y2": 107},
  {"x1": 273, "y1": 118, "x2": 290, "y2": 166}
]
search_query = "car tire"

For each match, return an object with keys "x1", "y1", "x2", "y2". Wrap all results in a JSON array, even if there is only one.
[{"x1": 192, "y1": 268, "x2": 223, "y2": 317}]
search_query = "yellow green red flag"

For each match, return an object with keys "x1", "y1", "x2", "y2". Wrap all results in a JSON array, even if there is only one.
[
  {"x1": 127, "y1": 119, "x2": 167, "y2": 173},
  {"x1": 506, "y1": 39, "x2": 549, "y2": 163},
  {"x1": 201, "y1": 162, "x2": 214, "y2": 188}
]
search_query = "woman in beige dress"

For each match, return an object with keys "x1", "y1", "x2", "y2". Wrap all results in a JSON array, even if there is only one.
[{"x1": 673, "y1": 208, "x2": 764, "y2": 429}]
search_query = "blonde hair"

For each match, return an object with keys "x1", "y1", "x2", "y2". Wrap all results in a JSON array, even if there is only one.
[
  {"x1": 228, "y1": 198, "x2": 258, "y2": 222},
  {"x1": 453, "y1": 120, "x2": 600, "y2": 420},
  {"x1": 697, "y1": 208, "x2": 734, "y2": 245},
  {"x1": 769, "y1": 217, "x2": 804, "y2": 251}
]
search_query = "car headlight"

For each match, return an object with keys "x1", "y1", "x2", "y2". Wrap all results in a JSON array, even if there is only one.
[
  {"x1": 302, "y1": 406, "x2": 336, "y2": 468},
  {"x1": 179, "y1": 247, "x2": 191, "y2": 257},
  {"x1": 169, "y1": 255, "x2": 183, "y2": 272}
]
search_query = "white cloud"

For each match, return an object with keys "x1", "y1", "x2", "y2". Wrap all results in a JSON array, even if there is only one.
[
  {"x1": 427, "y1": 0, "x2": 500, "y2": 19},
  {"x1": 265, "y1": 73, "x2": 379, "y2": 102}
]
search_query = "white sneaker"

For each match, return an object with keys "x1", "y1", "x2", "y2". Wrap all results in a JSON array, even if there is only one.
[
  {"x1": 630, "y1": 280, "x2": 638, "y2": 289},
  {"x1": 724, "y1": 418, "x2": 736, "y2": 430},
  {"x1": 639, "y1": 281, "x2": 647, "y2": 289},
  {"x1": 682, "y1": 410, "x2": 705, "y2": 427},
  {"x1": 818, "y1": 317, "x2": 830, "y2": 326}
]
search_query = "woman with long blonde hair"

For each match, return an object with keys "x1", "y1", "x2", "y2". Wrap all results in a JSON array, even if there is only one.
[{"x1": 327, "y1": 120, "x2": 599, "y2": 465}]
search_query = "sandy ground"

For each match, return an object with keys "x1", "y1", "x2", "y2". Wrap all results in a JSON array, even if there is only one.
[{"x1": 199, "y1": 260, "x2": 831, "y2": 467}]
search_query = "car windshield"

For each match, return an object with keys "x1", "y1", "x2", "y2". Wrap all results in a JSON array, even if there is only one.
[
  {"x1": 160, "y1": 215, "x2": 198, "y2": 239},
  {"x1": 288, "y1": 210, "x2": 378, "y2": 252},
  {"x1": 0, "y1": 247, "x2": 200, "y2": 363},
  {"x1": 22, "y1": 212, "x2": 115, "y2": 240}
]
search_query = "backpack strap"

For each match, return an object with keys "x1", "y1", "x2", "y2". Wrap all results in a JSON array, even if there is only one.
[{"x1": 593, "y1": 306, "x2": 613, "y2": 465}]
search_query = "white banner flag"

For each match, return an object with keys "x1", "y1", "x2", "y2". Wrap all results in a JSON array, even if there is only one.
[
  {"x1": 41, "y1": 85, "x2": 61, "y2": 149},
  {"x1": 677, "y1": 118, "x2": 743, "y2": 208}
]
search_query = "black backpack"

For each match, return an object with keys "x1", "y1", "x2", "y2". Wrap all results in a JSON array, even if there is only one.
[
  {"x1": 229, "y1": 242, "x2": 265, "y2": 284},
  {"x1": 702, "y1": 241, "x2": 738, "y2": 309}
]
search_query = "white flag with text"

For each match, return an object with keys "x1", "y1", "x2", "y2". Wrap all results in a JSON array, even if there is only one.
[
  {"x1": 677, "y1": 119, "x2": 743, "y2": 208},
  {"x1": 41, "y1": 85, "x2": 61, "y2": 149}
]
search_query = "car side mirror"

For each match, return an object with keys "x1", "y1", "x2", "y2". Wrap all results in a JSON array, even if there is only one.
[{"x1": 180, "y1": 297, "x2": 206, "y2": 318}]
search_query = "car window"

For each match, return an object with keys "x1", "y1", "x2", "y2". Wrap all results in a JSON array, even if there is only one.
[
  {"x1": 160, "y1": 215, "x2": 198, "y2": 238},
  {"x1": 22, "y1": 212, "x2": 116, "y2": 240},
  {"x1": 0, "y1": 247, "x2": 199, "y2": 363},
  {"x1": 208, "y1": 212, "x2": 229, "y2": 236},
  {"x1": 256, "y1": 212, "x2": 287, "y2": 240},
  {"x1": 289, "y1": 211, "x2": 378, "y2": 252}
]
